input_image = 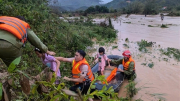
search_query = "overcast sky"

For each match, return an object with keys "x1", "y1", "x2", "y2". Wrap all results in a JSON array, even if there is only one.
[{"x1": 101, "y1": 0, "x2": 113, "y2": 4}]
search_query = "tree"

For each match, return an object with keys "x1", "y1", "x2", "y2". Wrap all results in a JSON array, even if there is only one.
[
  {"x1": 85, "y1": 6, "x2": 95, "y2": 13},
  {"x1": 143, "y1": 0, "x2": 159, "y2": 15},
  {"x1": 95, "y1": 5, "x2": 100, "y2": 13},
  {"x1": 85, "y1": 6, "x2": 109, "y2": 14},
  {"x1": 131, "y1": 1, "x2": 144, "y2": 14}
]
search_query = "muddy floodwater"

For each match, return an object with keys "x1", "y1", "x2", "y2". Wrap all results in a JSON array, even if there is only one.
[{"x1": 93, "y1": 14, "x2": 180, "y2": 101}]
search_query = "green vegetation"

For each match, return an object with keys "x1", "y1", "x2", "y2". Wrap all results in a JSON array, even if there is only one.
[
  {"x1": 112, "y1": 46, "x2": 118, "y2": 49},
  {"x1": 161, "y1": 24, "x2": 168, "y2": 28},
  {"x1": 106, "y1": 0, "x2": 128, "y2": 9},
  {"x1": 168, "y1": 10, "x2": 180, "y2": 16},
  {"x1": 137, "y1": 40, "x2": 154, "y2": 53},
  {"x1": 123, "y1": 1, "x2": 144, "y2": 14},
  {"x1": 0, "y1": 0, "x2": 116, "y2": 76},
  {"x1": 148, "y1": 25, "x2": 154, "y2": 27},
  {"x1": 119, "y1": 97, "x2": 130, "y2": 101},
  {"x1": 33, "y1": 73, "x2": 121, "y2": 101},
  {"x1": 85, "y1": 5, "x2": 110, "y2": 14},
  {"x1": 49, "y1": 0, "x2": 101, "y2": 11},
  {"x1": 0, "y1": 0, "x2": 119, "y2": 100},
  {"x1": 90, "y1": 13, "x2": 121, "y2": 19},
  {"x1": 125, "y1": 81, "x2": 138, "y2": 98},
  {"x1": 3, "y1": 60, "x2": 122, "y2": 101},
  {"x1": 159, "y1": 47, "x2": 180, "y2": 61},
  {"x1": 148, "y1": 62, "x2": 154, "y2": 68},
  {"x1": 106, "y1": 0, "x2": 159, "y2": 14},
  {"x1": 2, "y1": 56, "x2": 31, "y2": 100},
  {"x1": 143, "y1": 0, "x2": 159, "y2": 15},
  {"x1": 125, "y1": 38, "x2": 129, "y2": 42},
  {"x1": 49, "y1": 0, "x2": 180, "y2": 16},
  {"x1": 141, "y1": 62, "x2": 154, "y2": 68},
  {"x1": 105, "y1": 0, "x2": 180, "y2": 16},
  {"x1": 79, "y1": 5, "x2": 118, "y2": 17}
]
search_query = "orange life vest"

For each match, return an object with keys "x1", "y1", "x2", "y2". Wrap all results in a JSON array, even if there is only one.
[
  {"x1": 122, "y1": 57, "x2": 135, "y2": 71},
  {"x1": 0, "y1": 16, "x2": 30, "y2": 43},
  {"x1": 105, "y1": 68, "x2": 117, "y2": 83},
  {"x1": 72, "y1": 58, "x2": 94, "y2": 85}
]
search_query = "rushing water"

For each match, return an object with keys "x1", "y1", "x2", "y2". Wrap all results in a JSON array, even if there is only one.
[{"x1": 93, "y1": 14, "x2": 180, "y2": 101}]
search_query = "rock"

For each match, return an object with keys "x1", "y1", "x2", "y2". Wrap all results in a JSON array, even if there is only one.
[{"x1": 19, "y1": 75, "x2": 30, "y2": 95}]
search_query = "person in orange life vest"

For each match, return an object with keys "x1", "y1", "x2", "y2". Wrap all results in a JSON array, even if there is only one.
[
  {"x1": 109, "y1": 50, "x2": 136, "y2": 80},
  {"x1": 0, "y1": 16, "x2": 55, "y2": 66},
  {"x1": 93, "y1": 47, "x2": 110, "y2": 75},
  {"x1": 55, "y1": 50, "x2": 94, "y2": 94}
]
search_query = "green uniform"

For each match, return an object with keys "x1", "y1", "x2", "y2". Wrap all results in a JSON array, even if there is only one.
[
  {"x1": 0, "y1": 28, "x2": 48, "y2": 66},
  {"x1": 110, "y1": 58, "x2": 136, "y2": 80}
]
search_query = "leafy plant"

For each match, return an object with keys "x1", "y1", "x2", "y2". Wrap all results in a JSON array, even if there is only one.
[
  {"x1": 0, "y1": 57, "x2": 32, "y2": 100},
  {"x1": 32, "y1": 74, "x2": 69, "y2": 101},
  {"x1": 112, "y1": 46, "x2": 118, "y2": 49},
  {"x1": 159, "y1": 47, "x2": 180, "y2": 61},
  {"x1": 82, "y1": 74, "x2": 120, "y2": 101},
  {"x1": 137, "y1": 40, "x2": 154, "y2": 53},
  {"x1": 119, "y1": 97, "x2": 130, "y2": 101},
  {"x1": 28, "y1": 73, "x2": 121, "y2": 101},
  {"x1": 148, "y1": 62, "x2": 154, "y2": 68},
  {"x1": 161, "y1": 24, "x2": 168, "y2": 28},
  {"x1": 125, "y1": 38, "x2": 129, "y2": 42},
  {"x1": 8, "y1": 56, "x2": 21, "y2": 73},
  {"x1": 148, "y1": 25, "x2": 154, "y2": 27},
  {"x1": 125, "y1": 81, "x2": 138, "y2": 98}
]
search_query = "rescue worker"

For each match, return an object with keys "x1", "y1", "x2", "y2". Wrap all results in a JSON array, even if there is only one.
[
  {"x1": 110, "y1": 50, "x2": 136, "y2": 80},
  {"x1": 55, "y1": 50, "x2": 94, "y2": 101},
  {"x1": 0, "y1": 16, "x2": 55, "y2": 66}
]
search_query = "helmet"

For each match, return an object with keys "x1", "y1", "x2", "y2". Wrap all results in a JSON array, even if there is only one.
[{"x1": 122, "y1": 50, "x2": 131, "y2": 58}]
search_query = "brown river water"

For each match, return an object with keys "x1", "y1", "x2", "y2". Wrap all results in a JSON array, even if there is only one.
[{"x1": 92, "y1": 14, "x2": 180, "y2": 101}]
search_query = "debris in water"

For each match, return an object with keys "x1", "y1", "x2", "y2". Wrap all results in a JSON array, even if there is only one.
[
  {"x1": 125, "y1": 38, "x2": 129, "y2": 42},
  {"x1": 148, "y1": 62, "x2": 154, "y2": 68},
  {"x1": 141, "y1": 63, "x2": 147, "y2": 66},
  {"x1": 123, "y1": 44, "x2": 129, "y2": 48},
  {"x1": 112, "y1": 46, "x2": 118, "y2": 49}
]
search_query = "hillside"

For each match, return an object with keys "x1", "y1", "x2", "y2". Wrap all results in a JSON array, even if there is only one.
[
  {"x1": 105, "y1": 0, "x2": 180, "y2": 9},
  {"x1": 105, "y1": 0, "x2": 129, "y2": 9},
  {"x1": 49, "y1": 0, "x2": 101, "y2": 11}
]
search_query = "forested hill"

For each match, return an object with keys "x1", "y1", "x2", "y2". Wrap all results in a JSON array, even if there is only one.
[
  {"x1": 105, "y1": 0, "x2": 128, "y2": 9},
  {"x1": 48, "y1": 0, "x2": 101, "y2": 11},
  {"x1": 105, "y1": 0, "x2": 180, "y2": 9}
]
